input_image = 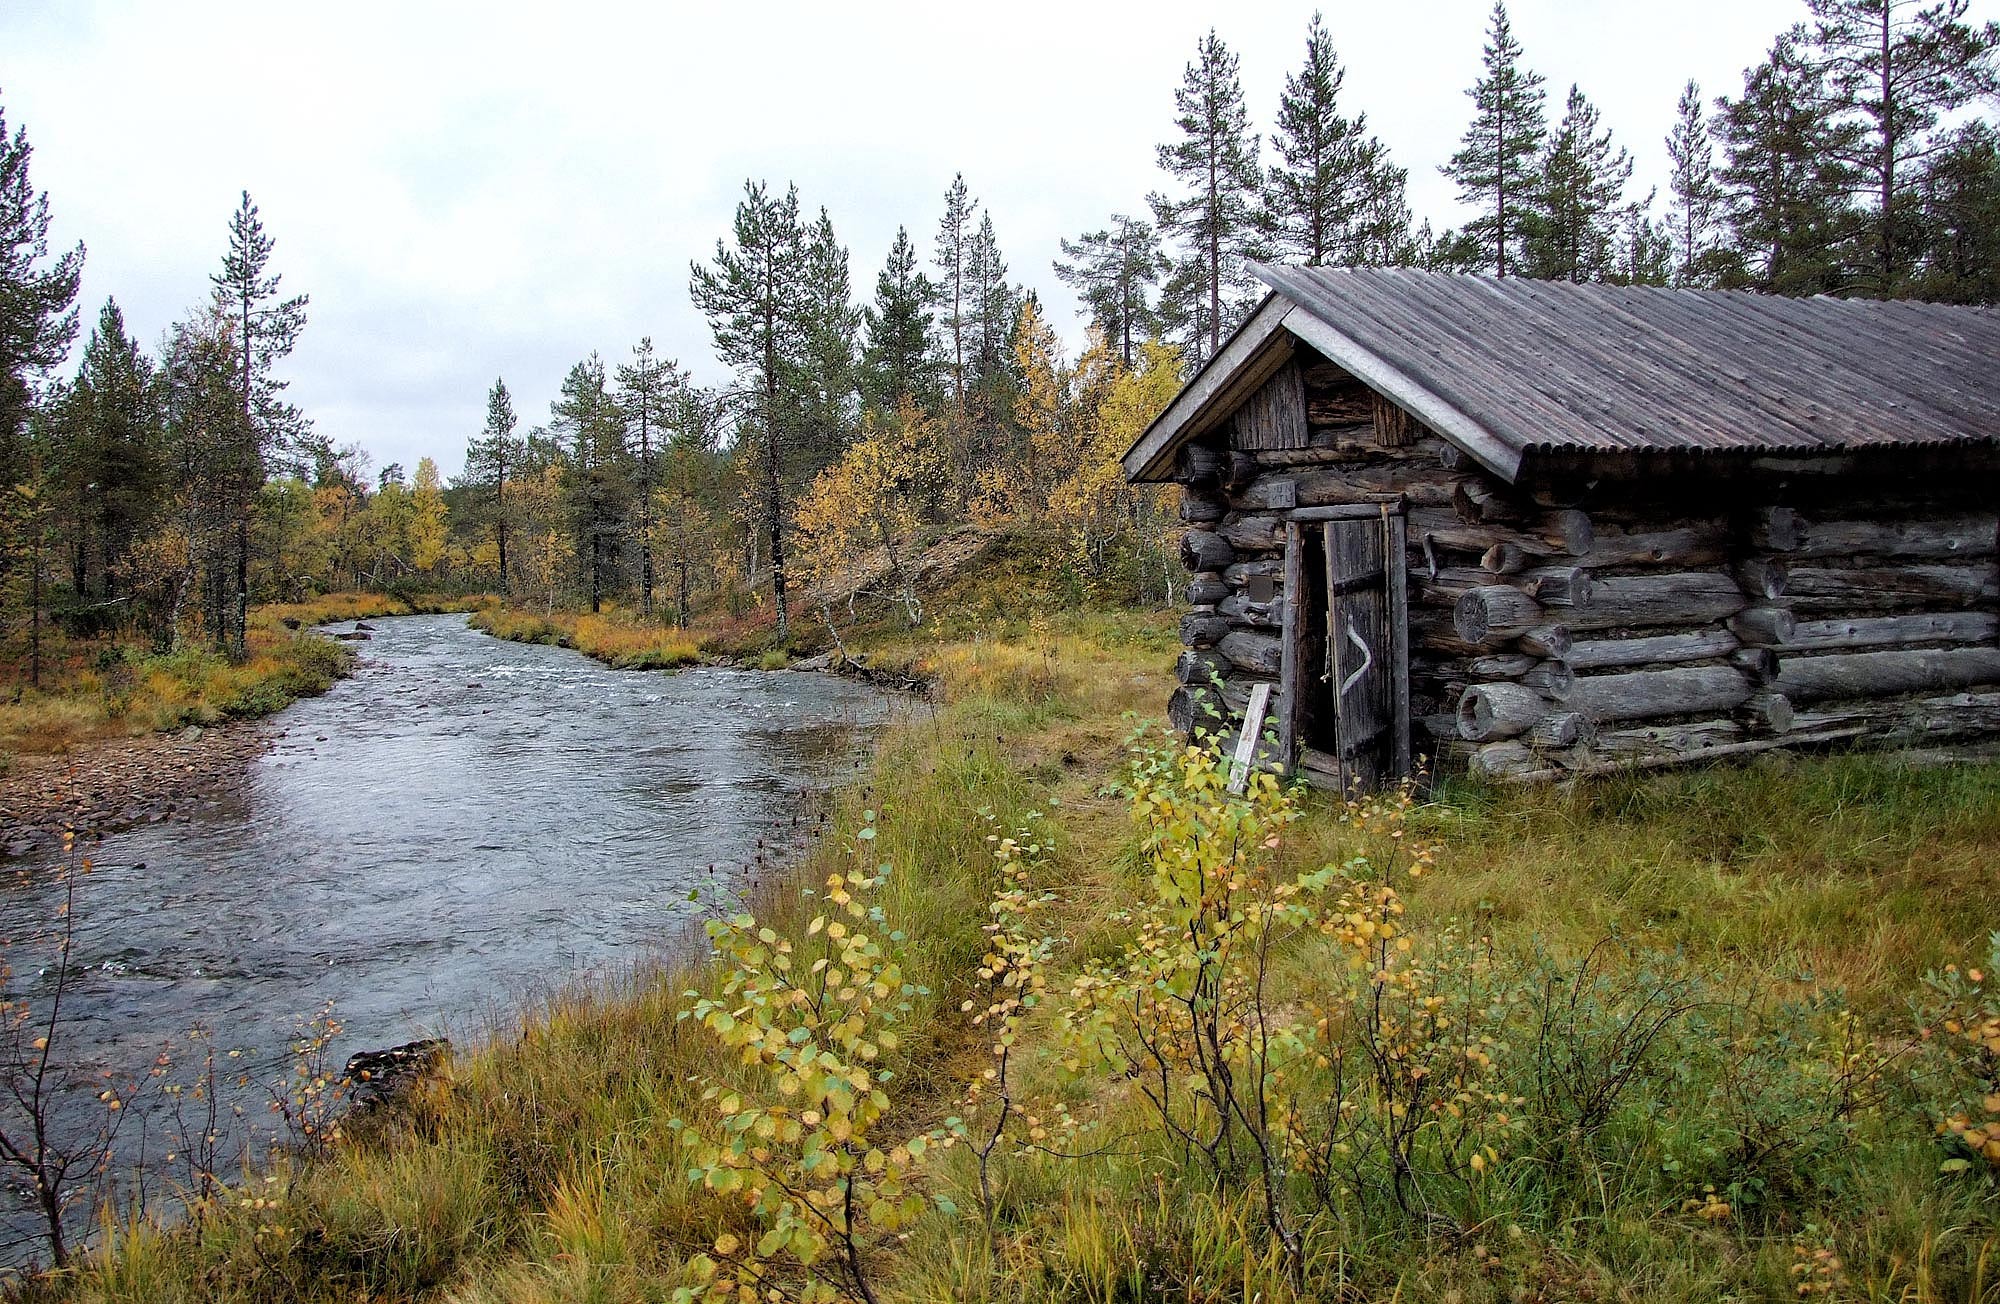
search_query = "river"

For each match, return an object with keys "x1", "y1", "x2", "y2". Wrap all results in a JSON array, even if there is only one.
[{"x1": 0, "y1": 613, "x2": 897, "y2": 1263}]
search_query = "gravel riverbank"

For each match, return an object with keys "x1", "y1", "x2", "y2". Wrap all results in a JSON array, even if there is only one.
[{"x1": 0, "y1": 722, "x2": 277, "y2": 858}]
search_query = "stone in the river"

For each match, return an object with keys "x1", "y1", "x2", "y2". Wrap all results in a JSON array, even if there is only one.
[{"x1": 344, "y1": 1039, "x2": 451, "y2": 1110}]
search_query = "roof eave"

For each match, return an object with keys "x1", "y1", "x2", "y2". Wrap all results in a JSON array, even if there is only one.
[{"x1": 1120, "y1": 293, "x2": 1295, "y2": 483}]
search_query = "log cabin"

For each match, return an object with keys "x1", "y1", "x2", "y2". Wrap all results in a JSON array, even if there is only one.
[{"x1": 1121, "y1": 265, "x2": 2000, "y2": 790}]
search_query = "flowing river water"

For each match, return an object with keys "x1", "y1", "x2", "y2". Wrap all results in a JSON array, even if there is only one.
[{"x1": 0, "y1": 614, "x2": 899, "y2": 1264}]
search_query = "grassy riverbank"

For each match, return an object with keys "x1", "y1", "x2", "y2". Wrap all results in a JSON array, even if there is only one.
[
  {"x1": 468, "y1": 605, "x2": 709, "y2": 670},
  {"x1": 0, "y1": 593, "x2": 475, "y2": 762},
  {"x1": 42, "y1": 580, "x2": 2000, "y2": 1302}
]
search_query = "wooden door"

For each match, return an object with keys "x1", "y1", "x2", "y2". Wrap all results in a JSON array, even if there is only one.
[{"x1": 1307, "y1": 507, "x2": 1410, "y2": 792}]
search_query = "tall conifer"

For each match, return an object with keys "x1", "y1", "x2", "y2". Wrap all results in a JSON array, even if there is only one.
[
  {"x1": 1522, "y1": 84, "x2": 1633, "y2": 282},
  {"x1": 1808, "y1": 0, "x2": 2000, "y2": 294},
  {"x1": 1150, "y1": 29, "x2": 1263, "y2": 365},
  {"x1": 1266, "y1": 13, "x2": 1413, "y2": 268},
  {"x1": 1717, "y1": 34, "x2": 1860, "y2": 295},
  {"x1": 1665, "y1": 81, "x2": 1725, "y2": 287},
  {"x1": 1443, "y1": 2, "x2": 1548, "y2": 276},
  {"x1": 932, "y1": 174, "x2": 975, "y2": 411},
  {"x1": 1054, "y1": 215, "x2": 1163, "y2": 368},
  {"x1": 616, "y1": 339, "x2": 685, "y2": 617},
  {"x1": 0, "y1": 96, "x2": 82, "y2": 497},
  {"x1": 464, "y1": 378, "x2": 519, "y2": 595},
  {"x1": 53, "y1": 299, "x2": 160, "y2": 605},
  {"x1": 963, "y1": 212, "x2": 1019, "y2": 439},
  {"x1": 209, "y1": 191, "x2": 308, "y2": 655},
  {"x1": 550, "y1": 353, "x2": 625, "y2": 614},
  {"x1": 690, "y1": 180, "x2": 807, "y2": 641},
  {"x1": 791, "y1": 209, "x2": 860, "y2": 476},
  {"x1": 860, "y1": 227, "x2": 936, "y2": 413}
]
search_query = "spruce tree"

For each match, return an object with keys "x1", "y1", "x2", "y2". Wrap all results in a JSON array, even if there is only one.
[
  {"x1": 859, "y1": 227, "x2": 937, "y2": 413},
  {"x1": 1617, "y1": 203, "x2": 1674, "y2": 286},
  {"x1": 1522, "y1": 84, "x2": 1633, "y2": 282},
  {"x1": 615, "y1": 339, "x2": 685, "y2": 617},
  {"x1": 1807, "y1": 0, "x2": 2000, "y2": 294},
  {"x1": 963, "y1": 211, "x2": 1019, "y2": 439},
  {"x1": 1665, "y1": 80, "x2": 1726, "y2": 287},
  {"x1": 932, "y1": 174, "x2": 975, "y2": 410},
  {"x1": 1150, "y1": 29, "x2": 1264, "y2": 365},
  {"x1": 1054, "y1": 215, "x2": 1163, "y2": 367},
  {"x1": 209, "y1": 191, "x2": 308, "y2": 655},
  {"x1": 1716, "y1": 34, "x2": 1860, "y2": 295},
  {"x1": 790, "y1": 208, "x2": 860, "y2": 477},
  {"x1": 1443, "y1": 2, "x2": 1548, "y2": 276},
  {"x1": 550, "y1": 353, "x2": 627, "y2": 614},
  {"x1": 1266, "y1": 13, "x2": 1413, "y2": 268},
  {"x1": 690, "y1": 180, "x2": 807, "y2": 642},
  {"x1": 53, "y1": 299, "x2": 161, "y2": 607},
  {"x1": 464, "y1": 377, "x2": 519, "y2": 596},
  {"x1": 158, "y1": 306, "x2": 241, "y2": 650}
]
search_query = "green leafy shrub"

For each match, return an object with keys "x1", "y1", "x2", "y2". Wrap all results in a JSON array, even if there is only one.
[{"x1": 670, "y1": 813, "x2": 951, "y2": 1304}]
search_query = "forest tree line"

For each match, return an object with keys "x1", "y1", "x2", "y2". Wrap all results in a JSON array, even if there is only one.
[{"x1": 4, "y1": 0, "x2": 1997, "y2": 669}]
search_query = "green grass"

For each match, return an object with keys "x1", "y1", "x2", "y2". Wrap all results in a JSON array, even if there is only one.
[{"x1": 41, "y1": 577, "x2": 2000, "y2": 1303}]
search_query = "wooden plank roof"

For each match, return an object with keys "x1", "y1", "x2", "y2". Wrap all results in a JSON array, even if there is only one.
[{"x1": 1122, "y1": 264, "x2": 2000, "y2": 484}]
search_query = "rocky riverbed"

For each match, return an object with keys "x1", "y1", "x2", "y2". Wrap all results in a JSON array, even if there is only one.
[{"x1": 0, "y1": 722, "x2": 277, "y2": 859}]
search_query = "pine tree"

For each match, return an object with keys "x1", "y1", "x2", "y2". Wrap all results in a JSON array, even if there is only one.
[
  {"x1": 1522, "y1": 84, "x2": 1633, "y2": 282},
  {"x1": 1914, "y1": 120, "x2": 2000, "y2": 301},
  {"x1": 1443, "y1": 2, "x2": 1548, "y2": 276},
  {"x1": 1054, "y1": 215, "x2": 1162, "y2": 368},
  {"x1": 690, "y1": 179, "x2": 807, "y2": 642},
  {"x1": 859, "y1": 227, "x2": 937, "y2": 413},
  {"x1": 933, "y1": 174, "x2": 976, "y2": 410},
  {"x1": 0, "y1": 94, "x2": 83, "y2": 611},
  {"x1": 1665, "y1": 80, "x2": 1726, "y2": 287},
  {"x1": 1716, "y1": 34, "x2": 1861, "y2": 295},
  {"x1": 463, "y1": 378, "x2": 519, "y2": 596},
  {"x1": 1265, "y1": 13, "x2": 1414, "y2": 268},
  {"x1": 1413, "y1": 220, "x2": 1482, "y2": 272},
  {"x1": 1150, "y1": 29, "x2": 1264, "y2": 365},
  {"x1": 616, "y1": 338, "x2": 686, "y2": 617},
  {"x1": 1807, "y1": 0, "x2": 2000, "y2": 294},
  {"x1": 209, "y1": 191, "x2": 308, "y2": 655}
]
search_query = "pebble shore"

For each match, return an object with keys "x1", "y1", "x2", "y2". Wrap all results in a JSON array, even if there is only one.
[{"x1": 0, "y1": 723, "x2": 277, "y2": 859}]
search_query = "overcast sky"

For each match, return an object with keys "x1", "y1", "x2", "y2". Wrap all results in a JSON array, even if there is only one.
[{"x1": 3, "y1": 0, "x2": 1930, "y2": 479}]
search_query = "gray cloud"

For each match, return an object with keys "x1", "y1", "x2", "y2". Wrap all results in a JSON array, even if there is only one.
[{"x1": 7, "y1": 0, "x2": 1844, "y2": 478}]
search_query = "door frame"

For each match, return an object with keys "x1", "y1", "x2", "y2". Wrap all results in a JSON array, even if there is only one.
[{"x1": 1280, "y1": 500, "x2": 1411, "y2": 790}]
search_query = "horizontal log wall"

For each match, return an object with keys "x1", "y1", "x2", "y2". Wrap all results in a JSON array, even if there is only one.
[{"x1": 1170, "y1": 343, "x2": 2000, "y2": 784}]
